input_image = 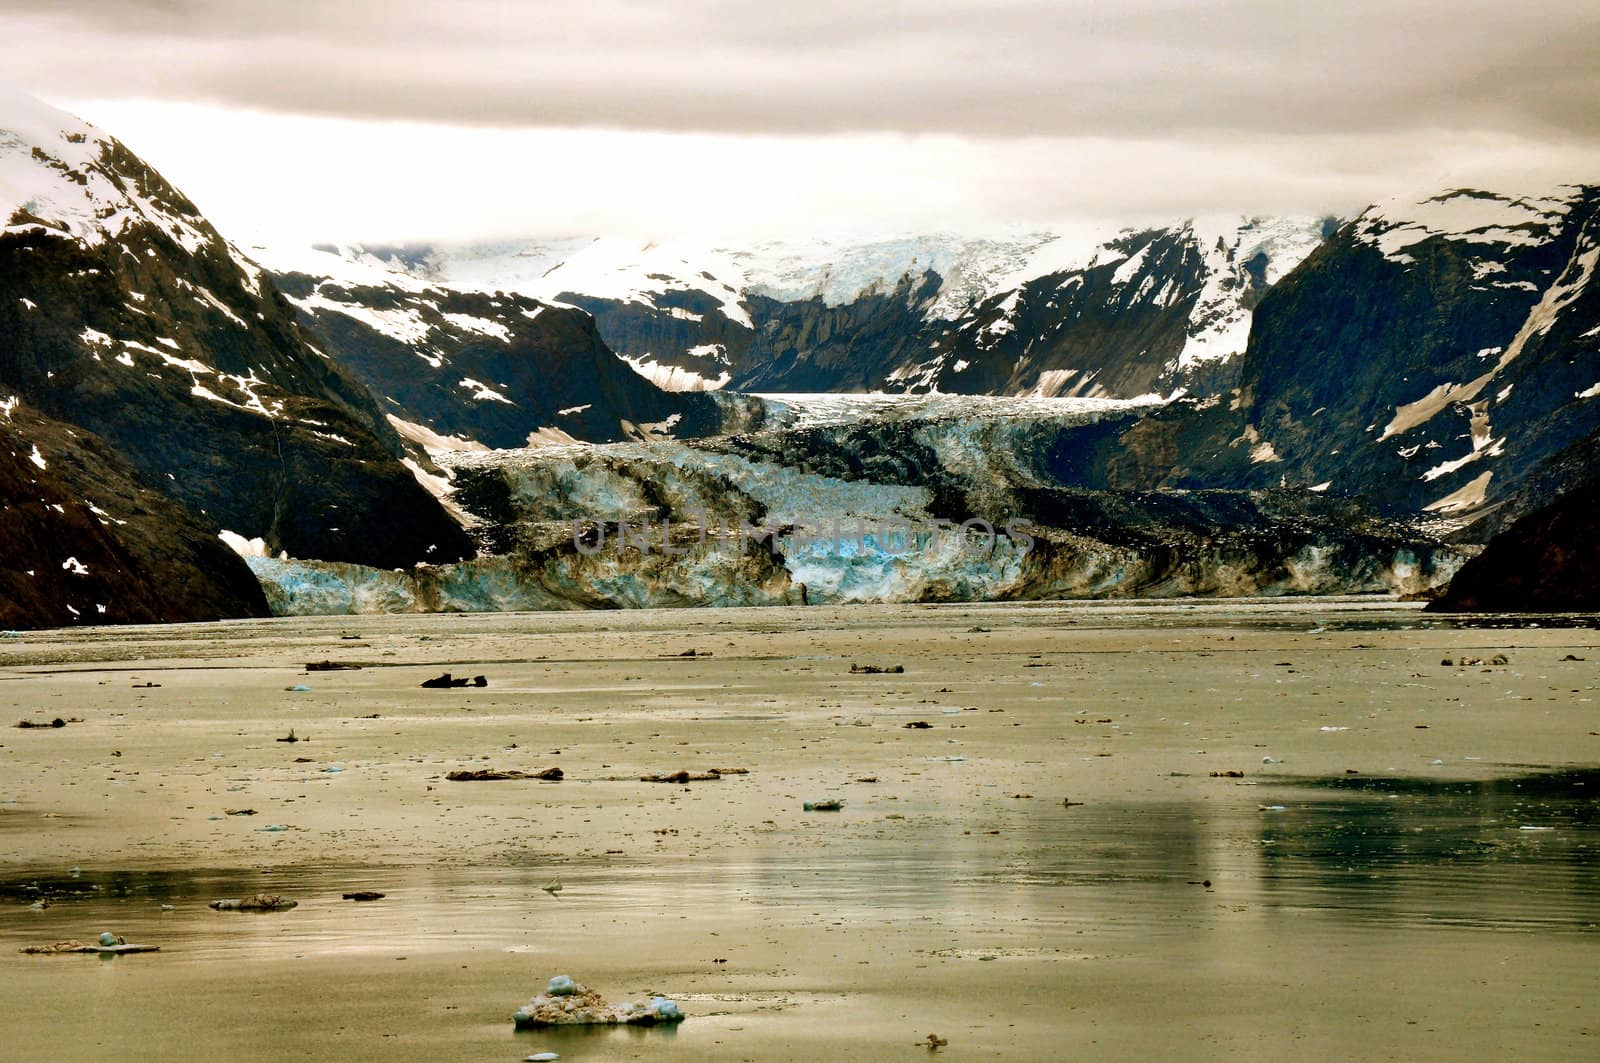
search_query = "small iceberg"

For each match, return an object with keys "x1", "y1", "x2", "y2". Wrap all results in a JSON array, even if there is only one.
[{"x1": 513, "y1": 976, "x2": 686, "y2": 1029}]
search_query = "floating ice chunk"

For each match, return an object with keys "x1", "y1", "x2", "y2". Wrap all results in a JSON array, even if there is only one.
[{"x1": 514, "y1": 977, "x2": 685, "y2": 1029}]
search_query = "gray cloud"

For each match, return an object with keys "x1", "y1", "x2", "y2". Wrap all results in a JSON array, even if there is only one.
[{"x1": 4, "y1": 0, "x2": 1600, "y2": 142}]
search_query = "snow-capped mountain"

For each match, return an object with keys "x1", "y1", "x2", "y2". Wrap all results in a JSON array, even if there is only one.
[
  {"x1": 273, "y1": 217, "x2": 1334, "y2": 399},
  {"x1": 1053, "y1": 186, "x2": 1600, "y2": 539},
  {"x1": 0, "y1": 89, "x2": 473, "y2": 625}
]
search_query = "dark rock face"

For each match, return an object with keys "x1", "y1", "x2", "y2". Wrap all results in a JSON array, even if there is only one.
[
  {"x1": 1428, "y1": 475, "x2": 1600, "y2": 612},
  {"x1": 0, "y1": 400, "x2": 268, "y2": 628},
  {"x1": 730, "y1": 271, "x2": 949, "y2": 392},
  {"x1": 0, "y1": 94, "x2": 474, "y2": 592},
  {"x1": 269, "y1": 273, "x2": 730, "y2": 448},
  {"x1": 906, "y1": 230, "x2": 1216, "y2": 398},
  {"x1": 1222, "y1": 189, "x2": 1600, "y2": 529},
  {"x1": 556, "y1": 285, "x2": 755, "y2": 394}
]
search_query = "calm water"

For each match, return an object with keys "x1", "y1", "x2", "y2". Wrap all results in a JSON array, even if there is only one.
[{"x1": 4, "y1": 769, "x2": 1595, "y2": 978}]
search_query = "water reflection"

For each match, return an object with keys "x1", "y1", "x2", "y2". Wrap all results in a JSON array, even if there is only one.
[
  {"x1": 1249, "y1": 769, "x2": 1600, "y2": 931},
  {"x1": 4, "y1": 769, "x2": 1597, "y2": 962}
]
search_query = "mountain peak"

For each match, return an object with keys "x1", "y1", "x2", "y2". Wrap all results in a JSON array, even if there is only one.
[
  {"x1": 1, "y1": 88, "x2": 104, "y2": 235},
  {"x1": 0, "y1": 86, "x2": 225, "y2": 259}
]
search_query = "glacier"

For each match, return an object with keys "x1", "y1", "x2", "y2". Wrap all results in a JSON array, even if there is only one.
[{"x1": 248, "y1": 394, "x2": 1466, "y2": 616}]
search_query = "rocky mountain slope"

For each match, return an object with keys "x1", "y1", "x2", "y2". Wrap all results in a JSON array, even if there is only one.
[
  {"x1": 0, "y1": 91, "x2": 473, "y2": 625},
  {"x1": 258, "y1": 245, "x2": 750, "y2": 450}
]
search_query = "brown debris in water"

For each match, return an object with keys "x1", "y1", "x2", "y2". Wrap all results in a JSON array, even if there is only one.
[
  {"x1": 641, "y1": 769, "x2": 724, "y2": 783},
  {"x1": 446, "y1": 767, "x2": 563, "y2": 782},
  {"x1": 209, "y1": 893, "x2": 298, "y2": 911},
  {"x1": 22, "y1": 939, "x2": 160, "y2": 955},
  {"x1": 420, "y1": 673, "x2": 487, "y2": 688}
]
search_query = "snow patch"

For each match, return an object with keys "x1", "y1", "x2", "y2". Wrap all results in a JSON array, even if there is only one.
[
  {"x1": 1249, "y1": 440, "x2": 1282, "y2": 464},
  {"x1": 1356, "y1": 188, "x2": 1576, "y2": 263},
  {"x1": 441, "y1": 312, "x2": 512, "y2": 341},
  {"x1": 219, "y1": 530, "x2": 272, "y2": 558},
  {"x1": 1177, "y1": 216, "x2": 1327, "y2": 371},
  {"x1": 685, "y1": 342, "x2": 730, "y2": 364},
  {"x1": 386, "y1": 414, "x2": 489, "y2": 454},
  {"x1": 1423, "y1": 471, "x2": 1493, "y2": 514},
  {"x1": 621, "y1": 354, "x2": 730, "y2": 391},
  {"x1": 288, "y1": 290, "x2": 434, "y2": 344},
  {"x1": 401, "y1": 457, "x2": 454, "y2": 502},
  {"x1": 191, "y1": 285, "x2": 249, "y2": 328},
  {"x1": 457, "y1": 378, "x2": 514, "y2": 404}
]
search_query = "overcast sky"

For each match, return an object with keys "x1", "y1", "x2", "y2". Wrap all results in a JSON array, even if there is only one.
[{"x1": 5, "y1": 0, "x2": 1599, "y2": 243}]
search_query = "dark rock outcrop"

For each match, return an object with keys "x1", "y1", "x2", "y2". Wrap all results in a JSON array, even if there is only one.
[{"x1": 1428, "y1": 475, "x2": 1600, "y2": 612}]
